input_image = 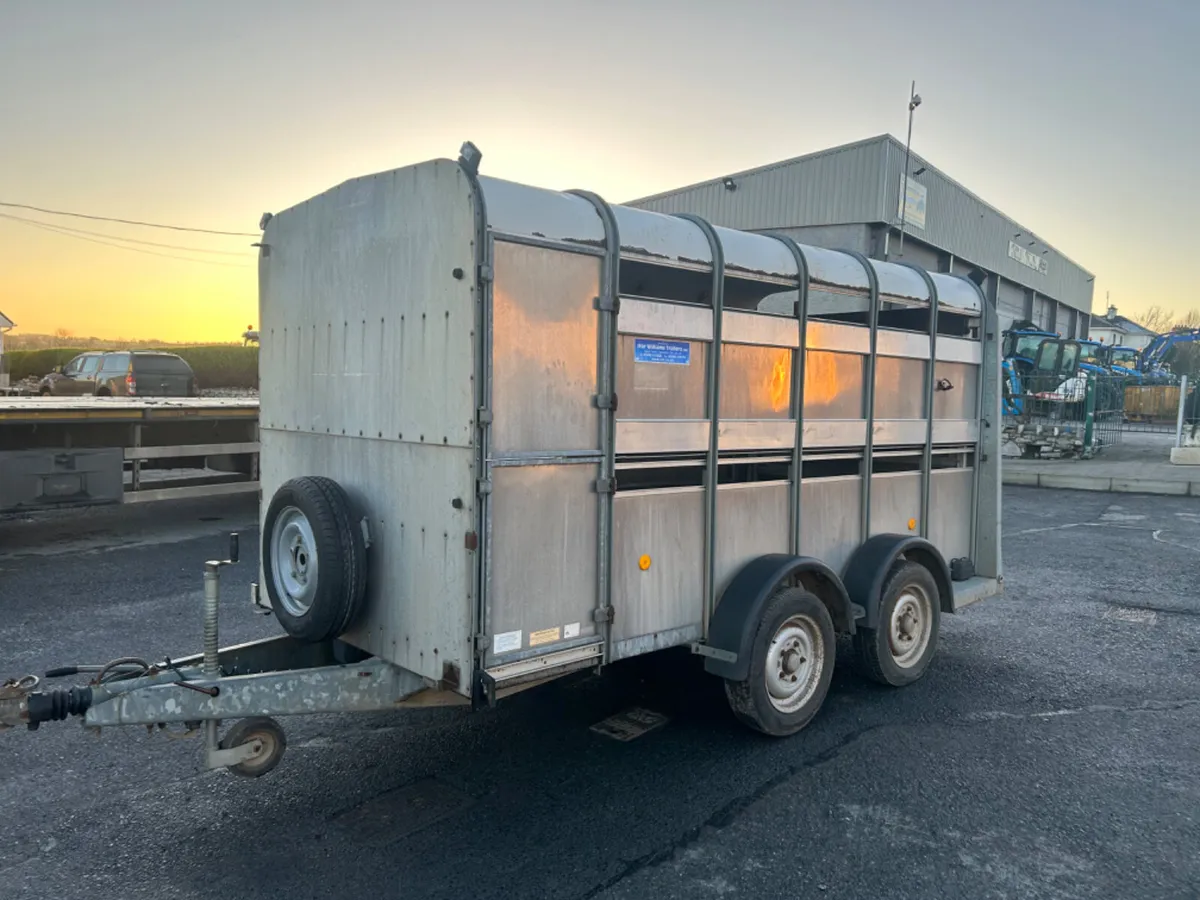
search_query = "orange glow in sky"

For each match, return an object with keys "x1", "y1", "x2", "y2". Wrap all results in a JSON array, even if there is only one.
[{"x1": 1, "y1": 1, "x2": 1197, "y2": 342}]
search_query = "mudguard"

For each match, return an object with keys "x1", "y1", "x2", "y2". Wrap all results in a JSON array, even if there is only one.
[
  {"x1": 703, "y1": 554, "x2": 853, "y2": 682},
  {"x1": 842, "y1": 535, "x2": 953, "y2": 630}
]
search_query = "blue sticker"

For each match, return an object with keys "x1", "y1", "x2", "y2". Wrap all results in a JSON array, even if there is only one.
[{"x1": 633, "y1": 338, "x2": 691, "y2": 366}]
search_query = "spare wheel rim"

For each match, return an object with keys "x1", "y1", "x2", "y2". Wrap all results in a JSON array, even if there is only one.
[{"x1": 270, "y1": 506, "x2": 320, "y2": 617}]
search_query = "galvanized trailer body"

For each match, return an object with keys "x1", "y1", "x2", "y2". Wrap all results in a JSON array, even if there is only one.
[
  {"x1": 257, "y1": 155, "x2": 1000, "y2": 702},
  {"x1": 3, "y1": 149, "x2": 1001, "y2": 768}
]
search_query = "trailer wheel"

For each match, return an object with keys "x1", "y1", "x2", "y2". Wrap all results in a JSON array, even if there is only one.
[
  {"x1": 220, "y1": 716, "x2": 286, "y2": 778},
  {"x1": 853, "y1": 561, "x2": 940, "y2": 687},
  {"x1": 723, "y1": 587, "x2": 834, "y2": 737},
  {"x1": 262, "y1": 476, "x2": 367, "y2": 643}
]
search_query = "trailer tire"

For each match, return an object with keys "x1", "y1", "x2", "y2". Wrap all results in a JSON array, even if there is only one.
[
  {"x1": 723, "y1": 587, "x2": 834, "y2": 737},
  {"x1": 220, "y1": 716, "x2": 287, "y2": 778},
  {"x1": 262, "y1": 476, "x2": 367, "y2": 643},
  {"x1": 852, "y1": 561, "x2": 940, "y2": 687}
]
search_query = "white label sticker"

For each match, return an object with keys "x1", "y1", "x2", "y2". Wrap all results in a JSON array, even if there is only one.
[
  {"x1": 492, "y1": 630, "x2": 522, "y2": 654},
  {"x1": 563, "y1": 622, "x2": 581, "y2": 639}
]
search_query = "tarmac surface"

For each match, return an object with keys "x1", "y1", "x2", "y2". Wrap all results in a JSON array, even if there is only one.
[{"x1": 1, "y1": 488, "x2": 1198, "y2": 900}]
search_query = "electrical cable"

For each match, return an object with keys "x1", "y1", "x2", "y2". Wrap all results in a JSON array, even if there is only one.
[
  {"x1": 0, "y1": 214, "x2": 253, "y2": 267},
  {"x1": 0, "y1": 211, "x2": 250, "y2": 256},
  {"x1": 0, "y1": 200, "x2": 258, "y2": 236}
]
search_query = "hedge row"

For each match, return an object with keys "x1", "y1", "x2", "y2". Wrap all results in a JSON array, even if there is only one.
[{"x1": 6, "y1": 346, "x2": 260, "y2": 389}]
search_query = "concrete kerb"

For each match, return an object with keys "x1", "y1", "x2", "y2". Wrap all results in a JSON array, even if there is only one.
[{"x1": 1002, "y1": 469, "x2": 1200, "y2": 497}]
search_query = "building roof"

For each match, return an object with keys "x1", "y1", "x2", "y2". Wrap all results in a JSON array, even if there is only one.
[
  {"x1": 0, "y1": 310, "x2": 13, "y2": 330},
  {"x1": 628, "y1": 134, "x2": 1095, "y2": 312},
  {"x1": 1095, "y1": 313, "x2": 1156, "y2": 337}
]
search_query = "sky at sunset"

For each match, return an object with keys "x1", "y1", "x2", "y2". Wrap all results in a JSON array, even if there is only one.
[{"x1": 1, "y1": 0, "x2": 1197, "y2": 342}]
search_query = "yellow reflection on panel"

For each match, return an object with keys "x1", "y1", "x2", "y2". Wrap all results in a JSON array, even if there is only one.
[
  {"x1": 804, "y1": 350, "x2": 844, "y2": 408},
  {"x1": 767, "y1": 349, "x2": 790, "y2": 412}
]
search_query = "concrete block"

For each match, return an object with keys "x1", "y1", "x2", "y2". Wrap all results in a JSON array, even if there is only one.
[
  {"x1": 1002, "y1": 469, "x2": 1040, "y2": 486},
  {"x1": 1170, "y1": 446, "x2": 1200, "y2": 466},
  {"x1": 1038, "y1": 474, "x2": 1111, "y2": 492},
  {"x1": 1111, "y1": 479, "x2": 1190, "y2": 496}
]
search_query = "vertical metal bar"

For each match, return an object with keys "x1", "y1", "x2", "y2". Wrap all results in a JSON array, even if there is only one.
[
  {"x1": 131, "y1": 424, "x2": 142, "y2": 492},
  {"x1": 899, "y1": 81, "x2": 916, "y2": 257},
  {"x1": 479, "y1": 233, "x2": 496, "y2": 659},
  {"x1": 1176, "y1": 374, "x2": 1189, "y2": 449},
  {"x1": 1084, "y1": 374, "x2": 1097, "y2": 453},
  {"x1": 842, "y1": 250, "x2": 879, "y2": 541},
  {"x1": 674, "y1": 214, "x2": 724, "y2": 634},
  {"x1": 568, "y1": 190, "x2": 621, "y2": 666},
  {"x1": 458, "y1": 151, "x2": 493, "y2": 694},
  {"x1": 766, "y1": 234, "x2": 810, "y2": 556},
  {"x1": 970, "y1": 274, "x2": 995, "y2": 564},
  {"x1": 202, "y1": 564, "x2": 221, "y2": 677},
  {"x1": 899, "y1": 263, "x2": 938, "y2": 538}
]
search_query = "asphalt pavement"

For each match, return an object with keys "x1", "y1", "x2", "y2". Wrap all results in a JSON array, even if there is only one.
[{"x1": 1, "y1": 488, "x2": 1198, "y2": 900}]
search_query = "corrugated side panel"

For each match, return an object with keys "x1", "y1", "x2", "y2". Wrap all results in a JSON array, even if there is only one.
[
  {"x1": 629, "y1": 139, "x2": 888, "y2": 232},
  {"x1": 881, "y1": 138, "x2": 1093, "y2": 312},
  {"x1": 258, "y1": 159, "x2": 478, "y2": 691}
]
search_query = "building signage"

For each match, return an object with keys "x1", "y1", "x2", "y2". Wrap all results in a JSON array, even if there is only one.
[
  {"x1": 898, "y1": 175, "x2": 927, "y2": 230},
  {"x1": 1008, "y1": 240, "x2": 1049, "y2": 275}
]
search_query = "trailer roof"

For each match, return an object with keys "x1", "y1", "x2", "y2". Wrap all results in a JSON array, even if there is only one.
[{"x1": 477, "y1": 173, "x2": 980, "y2": 313}]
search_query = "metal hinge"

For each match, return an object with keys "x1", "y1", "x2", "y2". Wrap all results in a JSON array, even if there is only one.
[
  {"x1": 592, "y1": 605, "x2": 615, "y2": 624},
  {"x1": 477, "y1": 407, "x2": 493, "y2": 425},
  {"x1": 594, "y1": 477, "x2": 616, "y2": 494},
  {"x1": 477, "y1": 478, "x2": 493, "y2": 496},
  {"x1": 478, "y1": 264, "x2": 494, "y2": 283},
  {"x1": 592, "y1": 393, "x2": 618, "y2": 411},
  {"x1": 473, "y1": 633, "x2": 490, "y2": 653},
  {"x1": 593, "y1": 295, "x2": 620, "y2": 314}
]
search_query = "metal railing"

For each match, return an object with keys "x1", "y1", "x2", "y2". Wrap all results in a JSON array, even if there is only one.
[{"x1": 1003, "y1": 371, "x2": 1124, "y2": 459}]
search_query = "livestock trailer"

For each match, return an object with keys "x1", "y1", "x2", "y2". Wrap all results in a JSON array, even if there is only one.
[{"x1": 2, "y1": 144, "x2": 1002, "y2": 775}]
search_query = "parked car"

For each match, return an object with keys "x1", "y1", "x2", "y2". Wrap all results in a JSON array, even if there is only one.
[
  {"x1": 39, "y1": 351, "x2": 198, "y2": 397},
  {"x1": 94, "y1": 351, "x2": 198, "y2": 397},
  {"x1": 37, "y1": 351, "x2": 107, "y2": 395}
]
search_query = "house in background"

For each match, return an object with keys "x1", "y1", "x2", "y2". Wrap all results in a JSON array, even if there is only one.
[
  {"x1": 0, "y1": 310, "x2": 13, "y2": 389},
  {"x1": 1090, "y1": 305, "x2": 1157, "y2": 352}
]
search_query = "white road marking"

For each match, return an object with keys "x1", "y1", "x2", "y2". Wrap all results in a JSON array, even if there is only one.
[
  {"x1": 1100, "y1": 511, "x2": 1146, "y2": 522},
  {"x1": 1103, "y1": 606, "x2": 1158, "y2": 624},
  {"x1": 1152, "y1": 529, "x2": 1200, "y2": 553},
  {"x1": 1010, "y1": 522, "x2": 1139, "y2": 536},
  {"x1": 966, "y1": 698, "x2": 1200, "y2": 722}
]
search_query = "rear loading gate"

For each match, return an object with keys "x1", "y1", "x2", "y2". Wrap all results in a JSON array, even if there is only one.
[{"x1": 471, "y1": 172, "x2": 1001, "y2": 698}]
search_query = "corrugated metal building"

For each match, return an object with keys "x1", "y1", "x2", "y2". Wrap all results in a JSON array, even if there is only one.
[{"x1": 628, "y1": 135, "x2": 1095, "y2": 337}]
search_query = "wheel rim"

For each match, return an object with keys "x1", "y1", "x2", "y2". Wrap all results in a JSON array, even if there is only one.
[
  {"x1": 270, "y1": 506, "x2": 319, "y2": 617},
  {"x1": 764, "y1": 614, "x2": 824, "y2": 714},
  {"x1": 241, "y1": 732, "x2": 274, "y2": 769},
  {"x1": 888, "y1": 583, "x2": 933, "y2": 669}
]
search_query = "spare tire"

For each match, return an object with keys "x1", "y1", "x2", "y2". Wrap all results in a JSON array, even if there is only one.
[{"x1": 262, "y1": 476, "x2": 368, "y2": 643}]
